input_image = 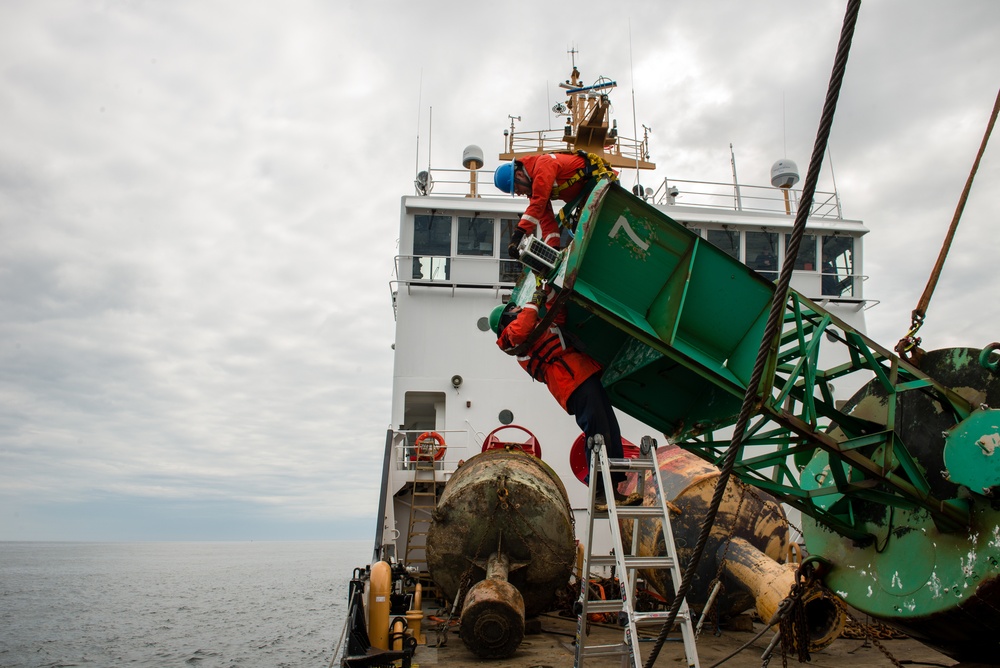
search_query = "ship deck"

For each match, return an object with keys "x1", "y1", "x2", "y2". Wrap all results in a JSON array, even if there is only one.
[{"x1": 410, "y1": 611, "x2": 959, "y2": 668}]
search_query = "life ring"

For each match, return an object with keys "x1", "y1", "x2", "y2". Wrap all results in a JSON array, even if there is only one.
[{"x1": 412, "y1": 431, "x2": 446, "y2": 461}]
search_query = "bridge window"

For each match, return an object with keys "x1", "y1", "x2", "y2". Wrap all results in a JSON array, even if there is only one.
[
  {"x1": 413, "y1": 214, "x2": 451, "y2": 280},
  {"x1": 499, "y1": 218, "x2": 522, "y2": 283},
  {"x1": 785, "y1": 234, "x2": 818, "y2": 271},
  {"x1": 707, "y1": 228, "x2": 740, "y2": 261},
  {"x1": 458, "y1": 216, "x2": 495, "y2": 256},
  {"x1": 746, "y1": 231, "x2": 779, "y2": 281},
  {"x1": 821, "y1": 235, "x2": 855, "y2": 297}
]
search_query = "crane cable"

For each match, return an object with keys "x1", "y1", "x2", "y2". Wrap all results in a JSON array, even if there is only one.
[
  {"x1": 895, "y1": 87, "x2": 1000, "y2": 361},
  {"x1": 642, "y1": 1, "x2": 863, "y2": 665}
]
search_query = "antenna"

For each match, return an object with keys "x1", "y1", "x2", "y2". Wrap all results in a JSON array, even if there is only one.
[
  {"x1": 505, "y1": 115, "x2": 521, "y2": 155},
  {"x1": 546, "y1": 81, "x2": 551, "y2": 131},
  {"x1": 782, "y1": 91, "x2": 787, "y2": 157},
  {"x1": 827, "y1": 146, "x2": 842, "y2": 217},
  {"x1": 414, "y1": 69, "x2": 422, "y2": 191},
  {"x1": 629, "y1": 20, "x2": 641, "y2": 190},
  {"x1": 567, "y1": 45, "x2": 578, "y2": 68},
  {"x1": 730, "y1": 143, "x2": 744, "y2": 210}
]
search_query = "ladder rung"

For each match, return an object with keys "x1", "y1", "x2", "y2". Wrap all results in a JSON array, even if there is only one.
[
  {"x1": 577, "y1": 446, "x2": 699, "y2": 668},
  {"x1": 579, "y1": 643, "x2": 630, "y2": 658},
  {"x1": 582, "y1": 599, "x2": 623, "y2": 614},
  {"x1": 607, "y1": 457, "x2": 655, "y2": 471},
  {"x1": 590, "y1": 554, "x2": 675, "y2": 570},
  {"x1": 596, "y1": 506, "x2": 663, "y2": 518},
  {"x1": 634, "y1": 610, "x2": 692, "y2": 627}
]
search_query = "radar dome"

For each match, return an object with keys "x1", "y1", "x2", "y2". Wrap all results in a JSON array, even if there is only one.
[
  {"x1": 770, "y1": 159, "x2": 800, "y2": 189},
  {"x1": 463, "y1": 145, "x2": 484, "y2": 170}
]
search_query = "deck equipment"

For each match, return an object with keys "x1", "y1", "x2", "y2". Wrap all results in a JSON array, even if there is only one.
[
  {"x1": 521, "y1": 177, "x2": 1000, "y2": 664},
  {"x1": 574, "y1": 435, "x2": 699, "y2": 667}
]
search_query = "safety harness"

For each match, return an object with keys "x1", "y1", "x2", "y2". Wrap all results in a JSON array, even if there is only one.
[
  {"x1": 552, "y1": 150, "x2": 618, "y2": 233},
  {"x1": 519, "y1": 327, "x2": 573, "y2": 382},
  {"x1": 550, "y1": 150, "x2": 618, "y2": 197}
]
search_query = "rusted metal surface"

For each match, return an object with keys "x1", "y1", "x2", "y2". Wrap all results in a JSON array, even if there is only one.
[
  {"x1": 619, "y1": 443, "x2": 790, "y2": 618},
  {"x1": 721, "y1": 537, "x2": 845, "y2": 651},
  {"x1": 426, "y1": 448, "x2": 576, "y2": 618},
  {"x1": 805, "y1": 347, "x2": 1000, "y2": 664},
  {"x1": 458, "y1": 552, "x2": 525, "y2": 658}
]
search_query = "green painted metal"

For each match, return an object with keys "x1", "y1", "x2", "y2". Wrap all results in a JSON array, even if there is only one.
[
  {"x1": 944, "y1": 408, "x2": 1000, "y2": 493},
  {"x1": 523, "y1": 179, "x2": 1000, "y2": 659},
  {"x1": 542, "y1": 179, "x2": 981, "y2": 541}
]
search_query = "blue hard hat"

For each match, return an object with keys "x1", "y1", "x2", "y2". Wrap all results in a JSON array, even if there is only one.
[{"x1": 494, "y1": 161, "x2": 515, "y2": 194}]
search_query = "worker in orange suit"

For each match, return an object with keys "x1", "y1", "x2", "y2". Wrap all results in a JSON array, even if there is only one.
[
  {"x1": 493, "y1": 152, "x2": 616, "y2": 258},
  {"x1": 488, "y1": 287, "x2": 635, "y2": 506}
]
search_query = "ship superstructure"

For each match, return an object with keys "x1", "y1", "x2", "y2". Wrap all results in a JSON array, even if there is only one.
[
  {"x1": 377, "y1": 65, "x2": 868, "y2": 589},
  {"x1": 336, "y1": 63, "x2": 889, "y2": 668}
]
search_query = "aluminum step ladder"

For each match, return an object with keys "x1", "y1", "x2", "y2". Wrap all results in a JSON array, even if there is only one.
[
  {"x1": 403, "y1": 456, "x2": 443, "y2": 602},
  {"x1": 574, "y1": 435, "x2": 700, "y2": 668}
]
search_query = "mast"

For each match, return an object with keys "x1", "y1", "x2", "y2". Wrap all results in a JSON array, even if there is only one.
[{"x1": 500, "y1": 63, "x2": 655, "y2": 171}]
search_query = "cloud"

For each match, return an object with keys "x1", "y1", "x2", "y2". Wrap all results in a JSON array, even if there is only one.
[{"x1": 1, "y1": 0, "x2": 998, "y2": 540}]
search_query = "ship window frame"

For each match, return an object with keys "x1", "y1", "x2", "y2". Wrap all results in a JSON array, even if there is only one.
[
  {"x1": 821, "y1": 234, "x2": 856, "y2": 297},
  {"x1": 412, "y1": 213, "x2": 452, "y2": 281},
  {"x1": 706, "y1": 227, "x2": 741, "y2": 261},
  {"x1": 498, "y1": 218, "x2": 522, "y2": 283},
  {"x1": 784, "y1": 233, "x2": 818, "y2": 271},
  {"x1": 457, "y1": 214, "x2": 495, "y2": 257},
  {"x1": 746, "y1": 230, "x2": 779, "y2": 281}
]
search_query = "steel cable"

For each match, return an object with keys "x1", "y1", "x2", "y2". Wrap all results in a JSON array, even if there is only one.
[
  {"x1": 642, "y1": 1, "x2": 863, "y2": 665},
  {"x1": 896, "y1": 86, "x2": 1000, "y2": 359}
]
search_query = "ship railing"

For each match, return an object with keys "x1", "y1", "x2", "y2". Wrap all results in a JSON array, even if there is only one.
[
  {"x1": 412, "y1": 167, "x2": 504, "y2": 198},
  {"x1": 390, "y1": 428, "x2": 476, "y2": 473},
  {"x1": 393, "y1": 254, "x2": 519, "y2": 292},
  {"x1": 796, "y1": 271, "x2": 867, "y2": 302},
  {"x1": 503, "y1": 129, "x2": 649, "y2": 164},
  {"x1": 650, "y1": 177, "x2": 844, "y2": 219}
]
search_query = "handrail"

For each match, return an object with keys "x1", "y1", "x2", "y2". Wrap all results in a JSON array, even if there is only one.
[
  {"x1": 652, "y1": 177, "x2": 845, "y2": 220},
  {"x1": 393, "y1": 254, "x2": 520, "y2": 290}
]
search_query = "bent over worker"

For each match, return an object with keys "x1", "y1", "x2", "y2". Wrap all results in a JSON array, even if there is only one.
[
  {"x1": 489, "y1": 289, "x2": 633, "y2": 505},
  {"x1": 493, "y1": 152, "x2": 616, "y2": 258}
]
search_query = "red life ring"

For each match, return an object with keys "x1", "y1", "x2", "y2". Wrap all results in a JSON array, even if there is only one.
[{"x1": 412, "y1": 431, "x2": 447, "y2": 461}]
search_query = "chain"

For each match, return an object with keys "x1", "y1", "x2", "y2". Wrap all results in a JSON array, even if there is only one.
[{"x1": 841, "y1": 606, "x2": 905, "y2": 668}]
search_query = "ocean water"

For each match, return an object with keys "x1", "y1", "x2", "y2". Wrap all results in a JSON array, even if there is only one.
[{"x1": 0, "y1": 540, "x2": 372, "y2": 668}]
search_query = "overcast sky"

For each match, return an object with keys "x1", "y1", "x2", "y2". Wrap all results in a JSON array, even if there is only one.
[{"x1": 2, "y1": 1, "x2": 998, "y2": 541}]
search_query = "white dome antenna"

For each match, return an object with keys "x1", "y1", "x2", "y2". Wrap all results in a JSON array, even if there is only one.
[
  {"x1": 770, "y1": 159, "x2": 800, "y2": 189},
  {"x1": 771, "y1": 159, "x2": 800, "y2": 215},
  {"x1": 462, "y1": 145, "x2": 484, "y2": 170},
  {"x1": 462, "y1": 145, "x2": 484, "y2": 198}
]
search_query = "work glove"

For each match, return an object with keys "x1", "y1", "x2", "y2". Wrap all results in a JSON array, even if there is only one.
[{"x1": 507, "y1": 228, "x2": 526, "y2": 259}]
